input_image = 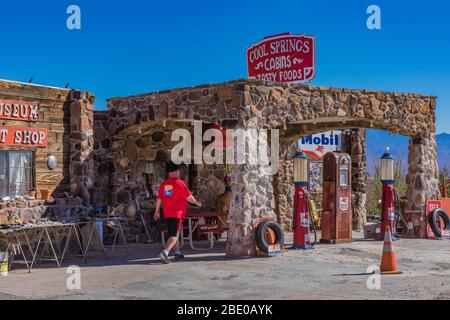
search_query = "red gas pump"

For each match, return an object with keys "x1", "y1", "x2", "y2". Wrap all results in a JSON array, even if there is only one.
[
  {"x1": 292, "y1": 150, "x2": 313, "y2": 250},
  {"x1": 380, "y1": 148, "x2": 398, "y2": 240},
  {"x1": 321, "y1": 152, "x2": 353, "y2": 244}
]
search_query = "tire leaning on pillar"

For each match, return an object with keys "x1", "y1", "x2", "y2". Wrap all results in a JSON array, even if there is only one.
[{"x1": 254, "y1": 220, "x2": 284, "y2": 254}]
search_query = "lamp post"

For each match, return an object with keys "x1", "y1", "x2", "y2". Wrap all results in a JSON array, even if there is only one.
[
  {"x1": 292, "y1": 150, "x2": 313, "y2": 249},
  {"x1": 380, "y1": 147, "x2": 398, "y2": 240}
]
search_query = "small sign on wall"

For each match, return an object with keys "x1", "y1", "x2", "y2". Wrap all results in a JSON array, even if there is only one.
[
  {"x1": 426, "y1": 200, "x2": 442, "y2": 239},
  {"x1": 339, "y1": 196, "x2": 349, "y2": 211},
  {"x1": 0, "y1": 126, "x2": 47, "y2": 147}
]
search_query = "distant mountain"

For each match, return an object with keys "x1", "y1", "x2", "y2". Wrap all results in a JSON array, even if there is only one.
[{"x1": 365, "y1": 130, "x2": 450, "y2": 176}]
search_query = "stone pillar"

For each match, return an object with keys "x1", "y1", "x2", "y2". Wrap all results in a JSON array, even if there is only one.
[
  {"x1": 273, "y1": 145, "x2": 296, "y2": 232},
  {"x1": 406, "y1": 134, "x2": 440, "y2": 212},
  {"x1": 350, "y1": 129, "x2": 367, "y2": 231},
  {"x1": 226, "y1": 124, "x2": 277, "y2": 256},
  {"x1": 69, "y1": 90, "x2": 95, "y2": 206},
  {"x1": 341, "y1": 129, "x2": 367, "y2": 230},
  {"x1": 226, "y1": 163, "x2": 276, "y2": 256}
]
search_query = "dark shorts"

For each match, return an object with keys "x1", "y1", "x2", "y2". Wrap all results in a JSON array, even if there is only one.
[{"x1": 165, "y1": 218, "x2": 182, "y2": 238}]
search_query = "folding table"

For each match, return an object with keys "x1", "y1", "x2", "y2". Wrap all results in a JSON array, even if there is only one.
[
  {"x1": 1, "y1": 227, "x2": 34, "y2": 273},
  {"x1": 59, "y1": 222, "x2": 91, "y2": 264},
  {"x1": 81, "y1": 217, "x2": 129, "y2": 263},
  {"x1": 4, "y1": 223, "x2": 74, "y2": 272}
]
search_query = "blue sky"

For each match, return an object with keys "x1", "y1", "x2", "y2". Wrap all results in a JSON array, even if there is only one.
[{"x1": 0, "y1": 0, "x2": 449, "y2": 132}]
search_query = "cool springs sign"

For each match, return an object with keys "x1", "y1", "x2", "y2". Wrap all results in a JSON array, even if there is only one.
[{"x1": 246, "y1": 33, "x2": 316, "y2": 83}]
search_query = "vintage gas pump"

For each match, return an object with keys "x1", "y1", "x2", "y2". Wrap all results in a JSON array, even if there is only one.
[
  {"x1": 380, "y1": 147, "x2": 398, "y2": 240},
  {"x1": 292, "y1": 150, "x2": 313, "y2": 250},
  {"x1": 321, "y1": 152, "x2": 353, "y2": 244}
]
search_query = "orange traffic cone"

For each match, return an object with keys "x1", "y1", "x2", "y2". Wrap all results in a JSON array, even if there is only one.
[{"x1": 380, "y1": 226, "x2": 402, "y2": 275}]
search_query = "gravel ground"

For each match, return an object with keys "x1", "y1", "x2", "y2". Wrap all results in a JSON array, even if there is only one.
[{"x1": 1, "y1": 232, "x2": 450, "y2": 300}]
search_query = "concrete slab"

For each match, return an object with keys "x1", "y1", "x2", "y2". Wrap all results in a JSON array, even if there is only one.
[{"x1": 1, "y1": 232, "x2": 450, "y2": 300}]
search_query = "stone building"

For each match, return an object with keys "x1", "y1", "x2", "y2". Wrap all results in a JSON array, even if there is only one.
[
  {"x1": 0, "y1": 80, "x2": 94, "y2": 224},
  {"x1": 0, "y1": 78, "x2": 440, "y2": 257}
]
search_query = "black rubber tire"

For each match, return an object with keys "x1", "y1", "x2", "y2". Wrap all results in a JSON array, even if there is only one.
[
  {"x1": 429, "y1": 208, "x2": 450, "y2": 238},
  {"x1": 255, "y1": 220, "x2": 284, "y2": 254}
]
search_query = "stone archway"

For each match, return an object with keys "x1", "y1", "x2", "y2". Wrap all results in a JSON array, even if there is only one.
[
  {"x1": 95, "y1": 79, "x2": 440, "y2": 257},
  {"x1": 225, "y1": 80, "x2": 439, "y2": 256}
]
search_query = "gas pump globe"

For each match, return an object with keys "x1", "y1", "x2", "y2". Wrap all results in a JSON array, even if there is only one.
[
  {"x1": 380, "y1": 147, "x2": 398, "y2": 240},
  {"x1": 294, "y1": 150, "x2": 308, "y2": 186},
  {"x1": 381, "y1": 147, "x2": 395, "y2": 183},
  {"x1": 292, "y1": 150, "x2": 313, "y2": 249}
]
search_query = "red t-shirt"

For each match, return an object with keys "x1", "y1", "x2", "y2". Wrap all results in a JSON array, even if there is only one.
[{"x1": 157, "y1": 178, "x2": 192, "y2": 219}]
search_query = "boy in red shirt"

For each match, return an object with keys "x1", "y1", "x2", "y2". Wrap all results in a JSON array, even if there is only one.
[{"x1": 154, "y1": 161, "x2": 202, "y2": 263}]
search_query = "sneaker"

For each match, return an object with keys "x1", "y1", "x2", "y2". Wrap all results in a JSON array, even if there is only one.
[
  {"x1": 174, "y1": 253, "x2": 185, "y2": 261},
  {"x1": 159, "y1": 251, "x2": 170, "y2": 264}
]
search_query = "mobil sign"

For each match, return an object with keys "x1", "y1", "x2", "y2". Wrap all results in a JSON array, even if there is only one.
[
  {"x1": 246, "y1": 32, "x2": 316, "y2": 83},
  {"x1": 298, "y1": 131, "x2": 341, "y2": 159}
]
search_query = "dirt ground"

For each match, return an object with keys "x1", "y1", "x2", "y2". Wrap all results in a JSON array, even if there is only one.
[{"x1": 1, "y1": 231, "x2": 450, "y2": 300}]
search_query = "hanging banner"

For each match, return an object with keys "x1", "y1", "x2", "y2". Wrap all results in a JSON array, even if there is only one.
[
  {"x1": 0, "y1": 126, "x2": 47, "y2": 147},
  {"x1": 0, "y1": 100, "x2": 39, "y2": 121},
  {"x1": 246, "y1": 32, "x2": 316, "y2": 83}
]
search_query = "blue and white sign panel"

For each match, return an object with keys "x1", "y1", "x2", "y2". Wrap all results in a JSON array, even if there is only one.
[{"x1": 298, "y1": 130, "x2": 341, "y2": 159}]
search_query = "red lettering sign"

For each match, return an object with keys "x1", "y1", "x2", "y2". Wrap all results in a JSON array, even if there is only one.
[
  {"x1": 0, "y1": 100, "x2": 39, "y2": 121},
  {"x1": 247, "y1": 33, "x2": 316, "y2": 83},
  {"x1": 0, "y1": 126, "x2": 47, "y2": 147}
]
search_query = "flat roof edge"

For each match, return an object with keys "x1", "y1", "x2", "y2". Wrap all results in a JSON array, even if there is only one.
[
  {"x1": 107, "y1": 78, "x2": 436, "y2": 102},
  {"x1": 0, "y1": 78, "x2": 71, "y2": 92}
]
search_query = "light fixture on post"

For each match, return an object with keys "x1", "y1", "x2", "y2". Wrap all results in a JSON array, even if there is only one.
[
  {"x1": 292, "y1": 150, "x2": 313, "y2": 250},
  {"x1": 47, "y1": 155, "x2": 57, "y2": 170},
  {"x1": 380, "y1": 147, "x2": 398, "y2": 240}
]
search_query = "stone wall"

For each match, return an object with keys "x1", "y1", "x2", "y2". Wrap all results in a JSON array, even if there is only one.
[
  {"x1": 94, "y1": 82, "x2": 247, "y2": 215},
  {"x1": 102, "y1": 122, "x2": 182, "y2": 216},
  {"x1": 406, "y1": 134, "x2": 440, "y2": 211},
  {"x1": 273, "y1": 145, "x2": 295, "y2": 231},
  {"x1": 68, "y1": 90, "x2": 95, "y2": 206},
  {"x1": 89, "y1": 79, "x2": 439, "y2": 254},
  {"x1": 92, "y1": 122, "x2": 227, "y2": 209},
  {"x1": 0, "y1": 199, "x2": 46, "y2": 224},
  {"x1": 350, "y1": 129, "x2": 367, "y2": 231},
  {"x1": 340, "y1": 128, "x2": 367, "y2": 230},
  {"x1": 193, "y1": 164, "x2": 226, "y2": 210},
  {"x1": 92, "y1": 110, "x2": 111, "y2": 206},
  {"x1": 91, "y1": 108, "x2": 228, "y2": 240}
]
